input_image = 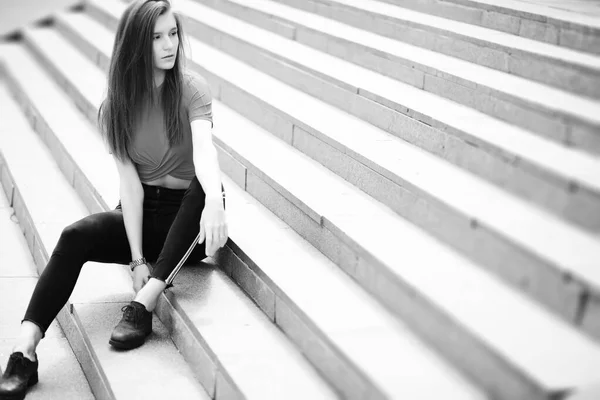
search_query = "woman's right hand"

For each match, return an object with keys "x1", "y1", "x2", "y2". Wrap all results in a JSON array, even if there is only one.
[{"x1": 132, "y1": 263, "x2": 151, "y2": 293}]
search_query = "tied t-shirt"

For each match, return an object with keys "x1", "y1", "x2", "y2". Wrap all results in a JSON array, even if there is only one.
[{"x1": 129, "y1": 71, "x2": 213, "y2": 182}]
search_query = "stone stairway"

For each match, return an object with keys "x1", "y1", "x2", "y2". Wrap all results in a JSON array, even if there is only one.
[{"x1": 0, "y1": 0, "x2": 599, "y2": 399}]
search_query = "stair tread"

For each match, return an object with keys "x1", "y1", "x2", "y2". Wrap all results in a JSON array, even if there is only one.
[
  {"x1": 171, "y1": 0, "x2": 600, "y2": 194},
  {"x1": 236, "y1": 0, "x2": 600, "y2": 70},
  {"x1": 74, "y1": 302, "x2": 212, "y2": 400},
  {"x1": 25, "y1": 17, "x2": 600, "y2": 391},
  {"x1": 0, "y1": 70, "x2": 211, "y2": 400},
  {"x1": 69, "y1": 4, "x2": 600, "y2": 287}
]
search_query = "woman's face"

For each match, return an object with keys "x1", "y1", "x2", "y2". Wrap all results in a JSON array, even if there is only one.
[{"x1": 152, "y1": 10, "x2": 179, "y2": 71}]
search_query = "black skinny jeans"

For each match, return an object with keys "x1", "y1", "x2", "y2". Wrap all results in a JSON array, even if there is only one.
[{"x1": 23, "y1": 177, "x2": 221, "y2": 335}]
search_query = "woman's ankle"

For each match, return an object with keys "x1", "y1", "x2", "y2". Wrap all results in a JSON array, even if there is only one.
[
  {"x1": 13, "y1": 321, "x2": 43, "y2": 361},
  {"x1": 134, "y1": 278, "x2": 166, "y2": 312},
  {"x1": 11, "y1": 345, "x2": 37, "y2": 362}
]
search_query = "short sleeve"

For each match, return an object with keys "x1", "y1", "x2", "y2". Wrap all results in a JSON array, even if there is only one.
[{"x1": 187, "y1": 74, "x2": 213, "y2": 128}]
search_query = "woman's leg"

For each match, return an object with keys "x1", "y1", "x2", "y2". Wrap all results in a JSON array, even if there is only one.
[
  {"x1": 110, "y1": 179, "x2": 224, "y2": 349},
  {"x1": 1, "y1": 210, "x2": 138, "y2": 398},
  {"x1": 14, "y1": 210, "x2": 132, "y2": 358},
  {"x1": 134, "y1": 177, "x2": 218, "y2": 311}
]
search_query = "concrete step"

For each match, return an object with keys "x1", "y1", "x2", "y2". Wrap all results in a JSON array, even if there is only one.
[
  {"x1": 0, "y1": 42, "x2": 340, "y2": 400},
  {"x1": 192, "y1": 0, "x2": 600, "y2": 101},
  {"x1": 70, "y1": 2, "x2": 600, "y2": 338},
  {"x1": 0, "y1": 157, "x2": 94, "y2": 399},
  {"x1": 23, "y1": 10, "x2": 600, "y2": 400},
  {"x1": 0, "y1": 58, "x2": 211, "y2": 400},
  {"x1": 186, "y1": 0, "x2": 600, "y2": 154},
  {"x1": 377, "y1": 0, "x2": 600, "y2": 55},
  {"x1": 83, "y1": 0, "x2": 600, "y2": 231}
]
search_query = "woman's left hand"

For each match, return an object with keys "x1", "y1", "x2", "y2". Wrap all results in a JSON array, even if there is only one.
[{"x1": 199, "y1": 197, "x2": 228, "y2": 257}]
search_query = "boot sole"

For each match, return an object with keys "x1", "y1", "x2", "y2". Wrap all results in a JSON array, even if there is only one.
[{"x1": 109, "y1": 330, "x2": 152, "y2": 350}]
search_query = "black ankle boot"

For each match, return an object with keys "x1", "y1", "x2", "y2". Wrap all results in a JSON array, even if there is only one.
[
  {"x1": 109, "y1": 301, "x2": 152, "y2": 350},
  {"x1": 0, "y1": 352, "x2": 39, "y2": 400}
]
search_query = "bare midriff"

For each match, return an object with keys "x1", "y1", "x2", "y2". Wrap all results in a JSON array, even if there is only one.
[{"x1": 143, "y1": 174, "x2": 192, "y2": 190}]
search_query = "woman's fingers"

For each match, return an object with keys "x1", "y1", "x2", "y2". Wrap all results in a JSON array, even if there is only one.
[
  {"x1": 201, "y1": 214, "x2": 228, "y2": 257},
  {"x1": 205, "y1": 224, "x2": 214, "y2": 254},
  {"x1": 219, "y1": 224, "x2": 228, "y2": 248},
  {"x1": 205, "y1": 224, "x2": 218, "y2": 257}
]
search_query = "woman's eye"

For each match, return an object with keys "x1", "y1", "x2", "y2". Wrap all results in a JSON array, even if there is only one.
[
  {"x1": 153, "y1": 35, "x2": 160, "y2": 40},
  {"x1": 170, "y1": 31, "x2": 178, "y2": 36}
]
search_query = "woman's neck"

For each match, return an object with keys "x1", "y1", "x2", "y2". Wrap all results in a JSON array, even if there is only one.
[{"x1": 154, "y1": 69, "x2": 166, "y2": 88}]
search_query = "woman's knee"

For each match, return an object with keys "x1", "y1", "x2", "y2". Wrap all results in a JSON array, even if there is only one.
[{"x1": 58, "y1": 214, "x2": 109, "y2": 247}]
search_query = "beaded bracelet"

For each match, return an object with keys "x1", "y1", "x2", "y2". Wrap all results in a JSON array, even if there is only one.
[{"x1": 129, "y1": 257, "x2": 147, "y2": 271}]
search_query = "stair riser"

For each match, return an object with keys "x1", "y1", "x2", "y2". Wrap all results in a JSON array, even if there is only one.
[
  {"x1": 379, "y1": 0, "x2": 600, "y2": 55},
  {"x1": 153, "y1": 293, "x2": 240, "y2": 399},
  {"x1": 181, "y1": 14, "x2": 600, "y2": 232},
  {"x1": 84, "y1": 0, "x2": 119, "y2": 31},
  {"x1": 0, "y1": 152, "x2": 115, "y2": 400},
  {"x1": 269, "y1": 0, "x2": 600, "y2": 99}
]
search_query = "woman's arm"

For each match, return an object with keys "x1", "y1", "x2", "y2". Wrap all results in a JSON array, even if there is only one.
[
  {"x1": 191, "y1": 119, "x2": 227, "y2": 256},
  {"x1": 113, "y1": 155, "x2": 149, "y2": 290},
  {"x1": 191, "y1": 120, "x2": 222, "y2": 201}
]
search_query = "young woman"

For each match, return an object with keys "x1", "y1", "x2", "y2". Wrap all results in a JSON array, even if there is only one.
[{"x1": 0, "y1": 1, "x2": 227, "y2": 398}]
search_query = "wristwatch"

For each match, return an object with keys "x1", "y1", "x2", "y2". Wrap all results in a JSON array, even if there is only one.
[{"x1": 129, "y1": 257, "x2": 147, "y2": 271}]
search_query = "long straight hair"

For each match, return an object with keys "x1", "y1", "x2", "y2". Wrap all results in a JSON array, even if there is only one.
[{"x1": 98, "y1": 0, "x2": 187, "y2": 161}]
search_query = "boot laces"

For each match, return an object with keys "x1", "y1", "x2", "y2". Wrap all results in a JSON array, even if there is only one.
[{"x1": 121, "y1": 305, "x2": 142, "y2": 323}]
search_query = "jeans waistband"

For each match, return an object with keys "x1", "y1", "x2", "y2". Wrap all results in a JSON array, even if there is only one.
[{"x1": 142, "y1": 183, "x2": 187, "y2": 203}]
